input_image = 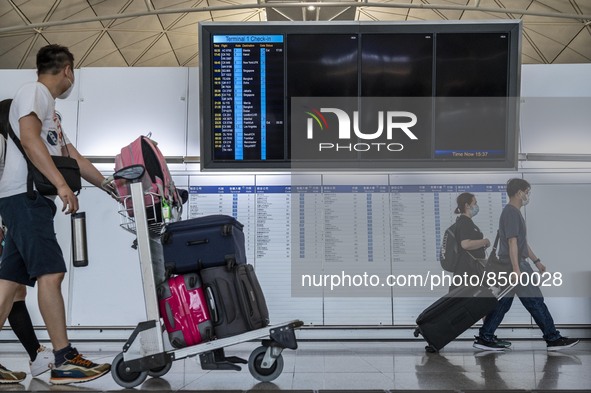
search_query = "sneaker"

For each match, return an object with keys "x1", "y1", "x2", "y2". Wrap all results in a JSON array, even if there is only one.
[
  {"x1": 546, "y1": 337, "x2": 580, "y2": 351},
  {"x1": 29, "y1": 345, "x2": 54, "y2": 377},
  {"x1": 49, "y1": 351, "x2": 111, "y2": 385},
  {"x1": 493, "y1": 335, "x2": 512, "y2": 348},
  {"x1": 0, "y1": 364, "x2": 26, "y2": 384},
  {"x1": 473, "y1": 336, "x2": 506, "y2": 351}
]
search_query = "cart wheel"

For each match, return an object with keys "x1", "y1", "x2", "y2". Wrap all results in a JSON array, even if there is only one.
[
  {"x1": 111, "y1": 352, "x2": 148, "y2": 388},
  {"x1": 248, "y1": 346, "x2": 284, "y2": 382},
  {"x1": 147, "y1": 361, "x2": 172, "y2": 378}
]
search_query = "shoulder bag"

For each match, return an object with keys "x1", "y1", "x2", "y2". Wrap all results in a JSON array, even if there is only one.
[{"x1": 7, "y1": 124, "x2": 81, "y2": 198}]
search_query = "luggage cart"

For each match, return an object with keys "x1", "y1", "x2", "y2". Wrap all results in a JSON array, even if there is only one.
[{"x1": 108, "y1": 165, "x2": 303, "y2": 388}]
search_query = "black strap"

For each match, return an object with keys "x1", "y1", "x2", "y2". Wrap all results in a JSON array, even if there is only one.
[
  {"x1": 7, "y1": 118, "x2": 72, "y2": 200},
  {"x1": 6, "y1": 123, "x2": 36, "y2": 199},
  {"x1": 491, "y1": 230, "x2": 500, "y2": 255}
]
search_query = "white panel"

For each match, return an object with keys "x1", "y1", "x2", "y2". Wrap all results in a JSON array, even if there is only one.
[
  {"x1": 520, "y1": 65, "x2": 591, "y2": 158},
  {"x1": 0, "y1": 69, "x2": 81, "y2": 101},
  {"x1": 0, "y1": 70, "x2": 38, "y2": 98},
  {"x1": 545, "y1": 298, "x2": 591, "y2": 325},
  {"x1": 520, "y1": 97, "x2": 591, "y2": 155},
  {"x1": 187, "y1": 67, "x2": 200, "y2": 157},
  {"x1": 522, "y1": 182, "x2": 591, "y2": 301},
  {"x1": 68, "y1": 187, "x2": 147, "y2": 326},
  {"x1": 521, "y1": 64, "x2": 591, "y2": 97},
  {"x1": 77, "y1": 68, "x2": 188, "y2": 157}
]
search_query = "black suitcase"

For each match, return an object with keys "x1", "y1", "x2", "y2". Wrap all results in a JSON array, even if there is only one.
[
  {"x1": 161, "y1": 215, "x2": 246, "y2": 274},
  {"x1": 414, "y1": 285, "x2": 513, "y2": 352},
  {"x1": 201, "y1": 263, "x2": 270, "y2": 338}
]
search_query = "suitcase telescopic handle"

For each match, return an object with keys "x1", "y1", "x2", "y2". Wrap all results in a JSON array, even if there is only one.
[
  {"x1": 165, "y1": 303, "x2": 175, "y2": 329},
  {"x1": 205, "y1": 286, "x2": 219, "y2": 323},
  {"x1": 187, "y1": 238, "x2": 208, "y2": 246}
]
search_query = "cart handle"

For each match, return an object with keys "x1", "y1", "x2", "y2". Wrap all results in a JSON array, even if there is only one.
[{"x1": 114, "y1": 165, "x2": 146, "y2": 182}]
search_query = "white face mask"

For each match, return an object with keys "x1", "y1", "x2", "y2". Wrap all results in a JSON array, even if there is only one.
[
  {"x1": 520, "y1": 190, "x2": 530, "y2": 206},
  {"x1": 58, "y1": 76, "x2": 74, "y2": 99}
]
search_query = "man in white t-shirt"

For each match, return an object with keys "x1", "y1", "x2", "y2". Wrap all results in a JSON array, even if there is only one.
[{"x1": 0, "y1": 44, "x2": 111, "y2": 385}]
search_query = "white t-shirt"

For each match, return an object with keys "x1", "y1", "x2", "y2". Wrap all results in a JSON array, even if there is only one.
[{"x1": 0, "y1": 82, "x2": 71, "y2": 198}]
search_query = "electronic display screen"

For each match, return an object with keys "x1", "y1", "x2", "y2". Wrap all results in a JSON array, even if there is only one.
[
  {"x1": 211, "y1": 35, "x2": 285, "y2": 162},
  {"x1": 199, "y1": 22, "x2": 521, "y2": 170}
]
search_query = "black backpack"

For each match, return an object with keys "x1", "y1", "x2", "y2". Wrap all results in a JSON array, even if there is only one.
[{"x1": 439, "y1": 221, "x2": 460, "y2": 272}]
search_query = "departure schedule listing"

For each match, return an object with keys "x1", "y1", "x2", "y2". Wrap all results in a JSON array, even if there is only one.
[
  {"x1": 186, "y1": 182, "x2": 586, "y2": 298},
  {"x1": 212, "y1": 35, "x2": 285, "y2": 161}
]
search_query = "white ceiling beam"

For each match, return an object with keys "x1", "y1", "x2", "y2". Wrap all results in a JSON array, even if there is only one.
[{"x1": 1, "y1": 2, "x2": 591, "y2": 34}]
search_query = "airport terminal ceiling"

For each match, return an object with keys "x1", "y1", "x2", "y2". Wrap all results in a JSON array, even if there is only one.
[{"x1": 0, "y1": 0, "x2": 590, "y2": 69}]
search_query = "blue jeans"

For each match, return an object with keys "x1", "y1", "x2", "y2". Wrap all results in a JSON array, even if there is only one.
[{"x1": 479, "y1": 260, "x2": 561, "y2": 342}]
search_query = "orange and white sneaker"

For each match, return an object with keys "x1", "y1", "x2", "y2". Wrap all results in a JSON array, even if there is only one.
[{"x1": 49, "y1": 350, "x2": 110, "y2": 385}]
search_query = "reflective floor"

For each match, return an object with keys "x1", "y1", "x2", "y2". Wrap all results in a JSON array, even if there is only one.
[{"x1": 1, "y1": 339, "x2": 590, "y2": 392}]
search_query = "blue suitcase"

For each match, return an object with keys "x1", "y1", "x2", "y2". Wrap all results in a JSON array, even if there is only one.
[{"x1": 161, "y1": 215, "x2": 246, "y2": 274}]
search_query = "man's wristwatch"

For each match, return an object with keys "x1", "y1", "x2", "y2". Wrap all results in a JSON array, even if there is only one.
[{"x1": 533, "y1": 258, "x2": 541, "y2": 264}]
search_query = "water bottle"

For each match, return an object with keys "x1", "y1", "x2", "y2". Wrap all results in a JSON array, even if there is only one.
[
  {"x1": 71, "y1": 212, "x2": 88, "y2": 267},
  {"x1": 161, "y1": 199, "x2": 171, "y2": 224}
]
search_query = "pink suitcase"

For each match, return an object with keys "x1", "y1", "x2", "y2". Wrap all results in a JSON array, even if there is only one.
[{"x1": 157, "y1": 273, "x2": 213, "y2": 348}]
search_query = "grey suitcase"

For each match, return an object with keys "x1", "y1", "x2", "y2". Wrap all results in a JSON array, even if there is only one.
[{"x1": 201, "y1": 263, "x2": 269, "y2": 339}]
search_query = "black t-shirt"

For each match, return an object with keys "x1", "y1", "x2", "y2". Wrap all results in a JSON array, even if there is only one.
[
  {"x1": 455, "y1": 215, "x2": 486, "y2": 258},
  {"x1": 452, "y1": 215, "x2": 486, "y2": 279}
]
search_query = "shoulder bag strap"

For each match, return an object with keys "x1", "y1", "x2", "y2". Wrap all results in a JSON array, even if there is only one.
[
  {"x1": 7, "y1": 124, "x2": 38, "y2": 199},
  {"x1": 490, "y1": 230, "x2": 500, "y2": 256}
]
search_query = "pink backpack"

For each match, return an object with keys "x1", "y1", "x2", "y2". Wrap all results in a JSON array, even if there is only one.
[{"x1": 114, "y1": 135, "x2": 180, "y2": 220}]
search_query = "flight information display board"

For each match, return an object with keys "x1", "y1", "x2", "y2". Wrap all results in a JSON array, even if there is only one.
[
  {"x1": 212, "y1": 35, "x2": 285, "y2": 161},
  {"x1": 200, "y1": 22, "x2": 521, "y2": 170}
]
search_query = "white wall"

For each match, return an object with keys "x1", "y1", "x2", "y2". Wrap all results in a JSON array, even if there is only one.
[{"x1": 0, "y1": 64, "x2": 590, "y2": 338}]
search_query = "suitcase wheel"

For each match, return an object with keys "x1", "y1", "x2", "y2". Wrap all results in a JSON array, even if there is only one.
[{"x1": 425, "y1": 345, "x2": 438, "y2": 353}]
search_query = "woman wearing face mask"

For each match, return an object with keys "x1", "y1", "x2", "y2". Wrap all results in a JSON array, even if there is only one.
[{"x1": 449, "y1": 192, "x2": 491, "y2": 291}]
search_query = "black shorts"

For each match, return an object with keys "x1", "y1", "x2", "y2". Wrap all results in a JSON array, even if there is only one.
[{"x1": 0, "y1": 192, "x2": 67, "y2": 287}]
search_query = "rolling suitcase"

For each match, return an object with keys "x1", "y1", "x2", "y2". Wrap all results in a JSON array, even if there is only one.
[
  {"x1": 200, "y1": 263, "x2": 269, "y2": 338},
  {"x1": 161, "y1": 215, "x2": 246, "y2": 274},
  {"x1": 414, "y1": 285, "x2": 513, "y2": 352},
  {"x1": 158, "y1": 273, "x2": 213, "y2": 348}
]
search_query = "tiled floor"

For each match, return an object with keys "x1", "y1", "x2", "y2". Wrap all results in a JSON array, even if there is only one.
[{"x1": 1, "y1": 340, "x2": 589, "y2": 392}]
